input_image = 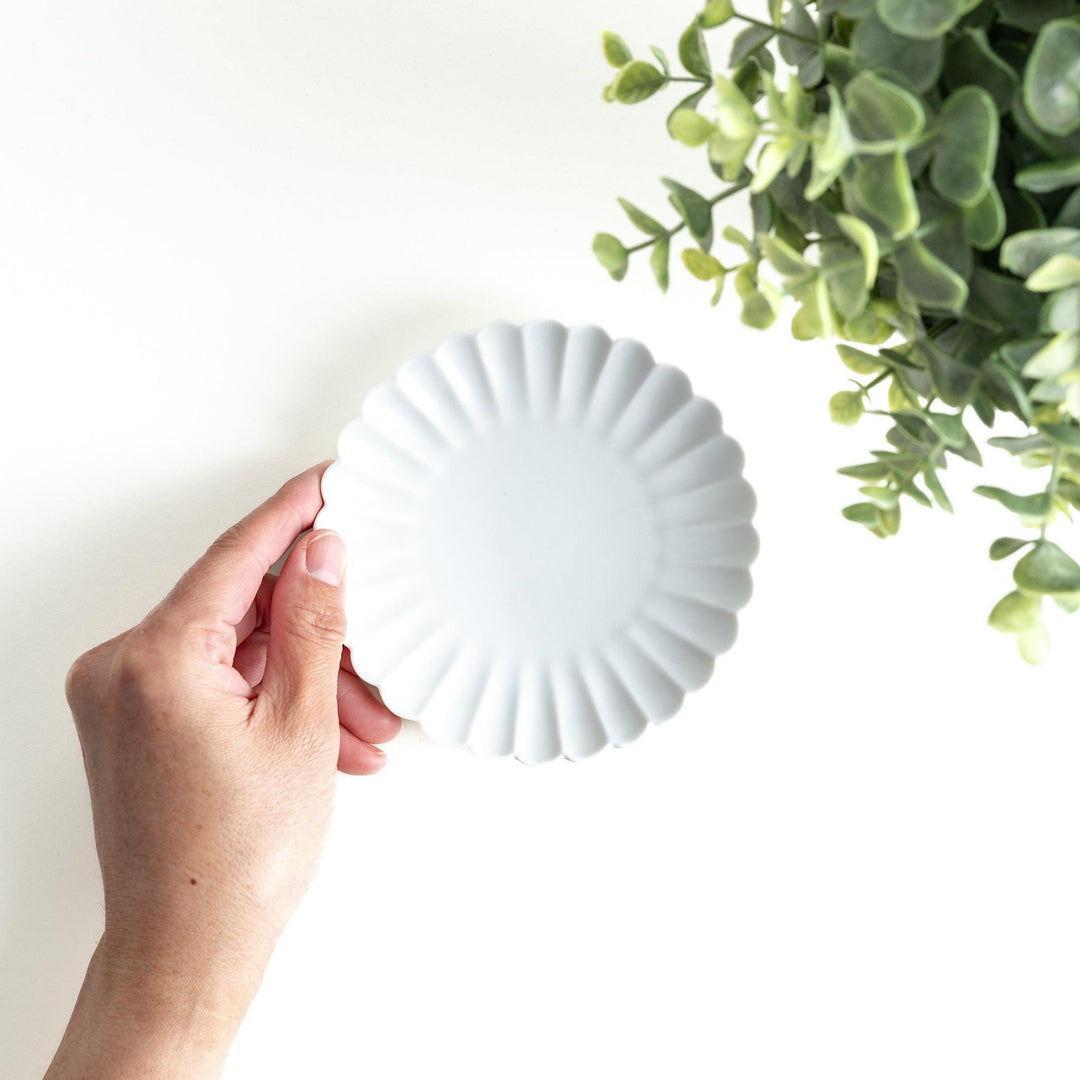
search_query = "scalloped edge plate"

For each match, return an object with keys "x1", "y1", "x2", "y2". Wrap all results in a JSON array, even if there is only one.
[{"x1": 315, "y1": 320, "x2": 757, "y2": 764}]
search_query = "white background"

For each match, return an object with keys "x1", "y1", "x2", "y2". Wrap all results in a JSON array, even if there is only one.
[{"x1": 2, "y1": 2, "x2": 1078, "y2": 1077}]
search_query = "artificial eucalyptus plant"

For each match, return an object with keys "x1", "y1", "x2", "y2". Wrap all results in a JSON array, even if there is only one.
[{"x1": 593, "y1": 0, "x2": 1080, "y2": 662}]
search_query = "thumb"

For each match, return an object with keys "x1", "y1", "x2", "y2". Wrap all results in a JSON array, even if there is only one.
[{"x1": 262, "y1": 529, "x2": 348, "y2": 724}]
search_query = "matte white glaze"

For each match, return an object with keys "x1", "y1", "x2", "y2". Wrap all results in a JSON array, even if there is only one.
[{"x1": 316, "y1": 320, "x2": 758, "y2": 764}]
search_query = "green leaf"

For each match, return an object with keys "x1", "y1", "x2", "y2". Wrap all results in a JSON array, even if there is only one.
[
  {"x1": 997, "y1": 0, "x2": 1075, "y2": 33},
  {"x1": 1017, "y1": 624, "x2": 1051, "y2": 665},
  {"x1": 838, "y1": 461, "x2": 891, "y2": 480},
  {"x1": 663, "y1": 179, "x2": 713, "y2": 246},
  {"x1": 593, "y1": 233, "x2": 629, "y2": 276},
  {"x1": 924, "y1": 463, "x2": 953, "y2": 512},
  {"x1": 1016, "y1": 158, "x2": 1080, "y2": 195},
  {"x1": 613, "y1": 61, "x2": 667, "y2": 104},
  {"x1": 843, "y1": 312, "x2": 891, "y2": 347},
  {"x1": 791, "y1": 276, "x2": 835, "y2": 340},
  {"x1": 830, "y1": 389, "x2": 865, "y2": 425},
  {"x1": 877, "y1": 502, "x2": 902, "y2": 536},
  {"x1": 920, "y1": 339, "x2": 978, "y2": 406},
  {"x1": 943, "y1": 29, "x2": 1019, "y2": 113},
  {"x1": 1014, "y1": 541, "x2": 1080, "y2": 595},
  {"x1": 852, "y1": 12, "x2": 943, "y2": 94},
  {"x1": 987, "y1": 434, "x2": 1052, "y2": 456},
  {"x1": 930, "y1": 87, "x2": 998, "y2": 208},
  {"x1": 888, "y1": 375, "x2": 914, "y2": 413},
  {"x1": 1060, "y1": 479, "x2": 1080, "y2": 510},
  {"x1": 1055, "y1": 187, "x2": 1080, "y2": 229},
  {"x1": 1024, "y1": 19, "x2": 1080, "y2": 137},
  {"x1": 1044, "y1": 287, "x2": 1080, "y2": 335},
  {"x1": 682, "y1": 248, "x2": 723, "y2": 280},
  {"x1": 723, "y1": 225, "x2": 753, "y2": 253},
  {"x1": 988, "y1": 590, "x2": 1043, "y2": 633},
  {"x1": 709, "y1": 77, "x2": 760, "y2": 181},
  {"x1": 669, "y1": 109, "x2": 716, "y2": 147},
  {"x1": 835, "y1": 213, "x2": 879, "y2": 289},
  {"x1": 894, "y1": 238, "x2": 969, "y2": 313},
  {"x1": 730, "y1": 24, "x2": 774, "y2": 67},
  {"x1": 877, "y1": 0, "x2": 980, "y2": 39},
  {"x1": 650, "y1": 234, "x2": 670, "y2": 293},
  {"x1": 779, "y1": 0, "x2": 819, "y2": 70},
  {"x1": 990, "y1": 537, "x2": 1031, "y2": 561},
  {"x1": 963, "y1": 183, "x2": 1006, "y2": 251},
  {"x1": 898, "y1": 477, "x2": 932, "y2": 509},
  {"x1": 715, "y1": 76, "x2": 759, "y2": 138},
  {"x1": 751, "y1": 139, "x2": 795, "y2": 194},
  {"x1": 759, "y1": 234, "x2": 809, "y2": 277},
  {"x1": 602, "y1": 31, "x2": 632, "y2": 68},
  {"x1": 838, "y1": 344, "x2": 885, "y2": 374},
  {"x1": 924, "y1": 411, "x2": 968, "y2": 448},
  {"x1": 806, "y1": 87, "x2": 856, "y2": 200},
  {"x1": 859, "y1": 484, "x2": 898, "y2": 509},
  {"x1": 1027, "y1": 255, "x2": 1080, "y2": 293},
  {"x1": 1054, "y1": 592, "x2": 1080, "y2": 613},
  {"x1": 844, "y1": 71, "x2": 925, "y2": 143},
  {"x1": 741, "y1": 289, "x2": 781, "y2": 329},
  {"x1": 1000, "y1": 229, "x2": 1080, "y2": 279},
  {"x1": 1040, "y1": 423, "x2": 1080, "y2": 450},
  {"x1": 974, "y1": 486, "x2": 1052, "y2": 520},
  {"x1": 853, "y1": 153, "x2": 919, "y2": 239},
  {"x1": 617, "y1": 198, "x2": 665, "y2": 237},
  {"x1": 650, "y1": 46, "x2": 671, "y2": 77},
  {"x1": 678, "y1": 20, "x2": 711, "y2": 79},
  {"x1": 820, "y1": 238, "x2": 867, "y2": 321},
  {"x1": 702, "y1": 0, "x2": 735, "y2": 28},
  {"x1": 990, "y1": 358, "x2": 1034, "y2": 426},
  {"x1": 1023, "y1": 332, "x2": 1080, "y2": 379},
  {"x1": 842, "y1": 502, "x2": 878, "y2": 526},
  {"x1": 735, "y1": 265, "x2": 782, "y2": 329},
  {"x1": 666, "y1": 87, "x2": 709, "y2": 139},
  {"x1": 966, "y1": 270, "x2": 1042, "y2": 338}
]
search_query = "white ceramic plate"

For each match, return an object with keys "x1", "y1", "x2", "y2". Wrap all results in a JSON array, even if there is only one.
[{"x1": 315, "y1": 320, "x2": 757, "y2": 764}]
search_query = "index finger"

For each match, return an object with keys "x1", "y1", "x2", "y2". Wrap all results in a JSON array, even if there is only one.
[{"x1": 160, "y1": 462, "x2": 331, "y2": 632}]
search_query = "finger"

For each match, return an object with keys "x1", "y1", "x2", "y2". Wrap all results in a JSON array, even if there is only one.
[
  {"x1": 337, "y1": 670, "x2": 402, "y2": 745},
  {"x1": 233, "y1": 631, "x2": 269, "y2": 688},
  {"x1": 161, "y1": 463, "x2": 330, "y2": 633},
  {"x1": 338, "y1": 728, "x2": 387, "y2": 775},
  {"x1": 261, "y1": 530, "x2": 348, "y2": 729},
  {"x1": 234, "y1": 574, "x2": 278, "y2": 648}
]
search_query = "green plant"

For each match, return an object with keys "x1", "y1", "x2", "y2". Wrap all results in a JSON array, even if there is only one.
[{"x1": 593, "y1": 1, "x2": 1080, "y2": 662}]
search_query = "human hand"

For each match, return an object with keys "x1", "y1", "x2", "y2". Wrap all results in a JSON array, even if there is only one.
[{"x1": 46, "y1": 462, "x2": 400, "y2": 1079}]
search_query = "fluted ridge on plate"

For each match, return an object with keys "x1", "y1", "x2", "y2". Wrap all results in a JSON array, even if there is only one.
[{"x1": 315, "y1": 319, "x2": 758, "y2": 765}]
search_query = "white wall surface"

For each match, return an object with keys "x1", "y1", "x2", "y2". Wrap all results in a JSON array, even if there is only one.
[{"x1": 2, "y1": 2, "x2": 1078, "y2": 1077}]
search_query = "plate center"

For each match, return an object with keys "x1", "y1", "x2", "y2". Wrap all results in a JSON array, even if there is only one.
[{"x1": 421, "y1": 422, "x2": 657, "y2": 654}]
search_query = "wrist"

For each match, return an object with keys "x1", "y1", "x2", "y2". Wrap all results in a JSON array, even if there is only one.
[{"x1": 45, "y1": 936, "x2": 265, "y2": 1080}]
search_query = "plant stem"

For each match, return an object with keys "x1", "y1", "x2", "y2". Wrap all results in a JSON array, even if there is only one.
[
  {"x1": 861, "y1": 370, "x2": 890, "y2": 395},
  {"x1": 855, "y1": 129, "x2": 940, "y2": 156},
  {"x1": 626, "y1": 227, "x2": 683, "y2": 255},
  {"x1": 1041, "y1": 445, "x2": 1063, "y2": 539},
  {"x1": 710, "y1": 179, "x2": 751, "y2": 205},
  {"x1": 731, "y1": 10, "x2": 818, "y2": 46},
  {"x1": 624, "y1": 180, "x2": 751, "y2": 256}
]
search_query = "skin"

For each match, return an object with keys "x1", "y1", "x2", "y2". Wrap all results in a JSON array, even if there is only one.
[{"x1": 46, "y1": 462, "x2": 401, "y2": 1079}]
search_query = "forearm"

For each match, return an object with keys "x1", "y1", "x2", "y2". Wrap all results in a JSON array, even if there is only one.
[{"x1": 45, "y1": 935, "x2": 259, "y2": 1080}]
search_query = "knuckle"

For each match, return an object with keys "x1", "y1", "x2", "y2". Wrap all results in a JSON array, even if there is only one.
[
  {"x1": 210, "y1": 522, "x2": 246, "y2": 553},
  {"x1": 106, "y1": 639, "x2": 160, "y2": 702},
  {"x1": 292, "y1": 600, "x2": 346, "y2": 645},
  {"x1": 64, "y1": 651, "x2": 99, "y2": 710}
]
